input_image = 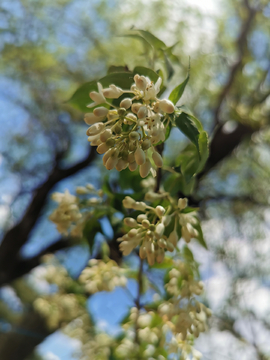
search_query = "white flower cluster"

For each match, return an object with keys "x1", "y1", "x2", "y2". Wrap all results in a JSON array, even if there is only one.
[
  {"x1": 49, "y1": 190, "x2": 81, "y2": 236},
  {"x1": 116, "y1": 308, "x2": 165, "y2": 360},
  {"x1": 32, "y1": 256, "x2": 83, "y2": 329},
  {"x1": 117, "y1": 196, "x2": 200, "y2": 265},
  {"x1": 80, "y1": 333, "x2": 114, "y2": 360},
  {"x1": 34, "y1": 293, "x2": 81, "y2": 329},
  {"x1": 84, "y1": 74, "x2": 175, "y2": 177},
  {"x1": 49, "y1": 184, "x2": 103, "y2": 237},
  {"x1": 79, "y1": 259, "x2": 127, "y2": 294},
  {"x1": 158, "y1": 261, "x2": 211, "y2": 357}
]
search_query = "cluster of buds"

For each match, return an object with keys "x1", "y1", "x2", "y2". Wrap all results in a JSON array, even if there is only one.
[
  {"x1": 80, "y1": 333, "x2": 114, "y2": 360},
  {"x1": 34, "y1": 293, "x2": 81, "y2": 330},
  {"x1": 84, "y1": 74, "x2": 175, "y2": 177},
  {"x1": 117, "y1": 196, "x2": 176, "y2": 265},
  {"x1": 158, "y1": 261, "x2": 211, "y2": 342},
  {"x1": 49, "y1": 190, "x2": 81, "y2": 236},
  {"x1": 117, "y1": 307, "x2": 165, "y2": 360},
  {"x1": 117, "y1": 195, "x2": 200, "y2": 265},
  {"x1": 49, "y1": 184, "x2": 103, "y2": 238},
  {"x1": 79, "y1": 259, "x2": 127, "y2": 294},
  {"x1": 168, "y1": 334, "x2": 203, "y2": 360}
]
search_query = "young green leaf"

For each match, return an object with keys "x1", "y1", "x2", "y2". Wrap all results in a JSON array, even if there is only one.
[
  {"x1": 175, "y1": 112, "x2": 200, "y2": 153},
  {"x1": 169, "y1": 72, "x2": 189, "y2": 105},
  {"x1": 193, "y1": 220, "x2": 208, "y2": 249},
  {"x1": 137, "y1": 30, "x2": 166, "y2": 50}
]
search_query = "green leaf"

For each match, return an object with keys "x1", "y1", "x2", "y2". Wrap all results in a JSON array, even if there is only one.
[
  {"x1": 175, "y1": 112, "x2": 200, "y2": 153},
  {"x1": 150, "y1": 257, "x2": 174, "y2": 269},
  {"x1": 177, "y1": 106, "x2": 203, "y2": 132},
  {"x1": 67, "y1": 80, "x2": 97, "y2": 112},
  {"x1": 169, "y1": 72, "x2": 189, "y2": 105},
  {"x1": 183, "y1": 245, "x2": 194, "y2": 262},
  {"x1": 197, "y1": 131, "x2": 209, "y2": 173},
  {"x1": 193, "y1": 220, "x2": 208, "y2": 249},
  {"x1": 133, "y1": 66, "x2": 160, "y2": 83},
  {"x1": 120, "y1": 34, "x2": 152, "y2": 49},
  {"x1": 163, "y1": 51, "x2": 174, "y2": 80},
  {"x1": 181, "y1": 207, "x2": 199, "y2": 214},
  {"x1": 108, "y1": 65, "x2": 130, "y2": 73},
  {"x1": 137, "y1": 30, "x2": 166, "y2": 50}
]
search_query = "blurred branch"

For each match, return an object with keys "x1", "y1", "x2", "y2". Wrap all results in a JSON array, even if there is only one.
[
  {"x1": 0, "y1": 310, "x2": 51, "y2": 360},
  {"x1": 0, "y1": 146, "x2": 96, "y2": 287},
  {"x1": 213, "y1": 1, "x2": 258, "y2": 127}
]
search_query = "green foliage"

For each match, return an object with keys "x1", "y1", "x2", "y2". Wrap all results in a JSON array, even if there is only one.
[{"x1": 169, "y1": 71, "x2": 190, "y2": 105}]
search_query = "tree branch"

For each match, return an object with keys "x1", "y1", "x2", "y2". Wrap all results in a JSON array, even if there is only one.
[
  {"x1": 213, "y1": 2, "x2": 257, "y2": 127},
  {"x1": 0, "y1": 146, "x2": 96, "y2": 286}
]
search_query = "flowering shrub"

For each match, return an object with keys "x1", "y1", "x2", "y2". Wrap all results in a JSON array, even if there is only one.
[{"x1": 47, "y1": 31, "x2": 210, "y2": 360}]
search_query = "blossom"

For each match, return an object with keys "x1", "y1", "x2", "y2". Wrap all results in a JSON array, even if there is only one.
[
  {"x1": 83, "y1": 73, "x2": 173, "y2": 175},
  {"x1": 87, "y1": 82, "x2": 106, "y2": 108}
]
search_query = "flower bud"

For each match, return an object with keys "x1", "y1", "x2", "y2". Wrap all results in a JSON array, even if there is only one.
[
  {"x1": 139, "y1": 246, "x2": 147, "y2": 259},
  {"x1": 87, "y1": 122, "x2": 105, "y2": 136},
  {"x1": 129, "y1": 131, "x2": 140, "y2": 141},
  {"x1": 154, "y1": 223, "x2": 165, "y2": 238},
  {"x1": 126, "y1": 112, "x2": 137, "y2": 122},
  {"x1": 105, "y1": 155, "x2": 118, "y2": 170},
  {"x1": 113, "y1": 123, "x2": 122, "y2": 135},
  {"x1": 93, "y1": 107, "x2": 109, "y2": 117},
  {"x1": 128, "y1": 228, "x2": 138, "y2": 238},
  {"x1": 155, "y1": 205, "x2": 166, "y2": 217},
  {"x1": 181, "y1": 226, "x2": 191, "y2": 243},
  {"x1": 145, "y1": 241, "x2": 155, "y2": 255},
  {"x1": 156, "y1": 248, "x2": 164, "y2": 263},
  {"x1": 168, "y1": 230, "x2": 178, "y2": 247},
  {"x1": 84, "y1": 113, "x2": 104, "y2": 125},
  {"x1": 178, "y1": 198, "x2": 188, "y2": 210},
  {"x1": 124, "y1": 217, "x2": 138, "y2": 228},
  {"x1": 100, "y1": 129, "x2": 112, "y2": 142},
  {"x1": 129, "y1": 162, "x2": 138, "y2": 172},
  {"x1": 139, "y1": 158, "x2": 151, "y2": 178},
  {"x1": 117, "y1": 108, "x2": 126, "y2": 117},
  {"x1": 120, "y1": 98, "x2": 132, "y2": 109},
  {"x1": 137, "y1": 214, "x2": 147, "y2": 223},
  {"x1": 152, "y1": 151, "x2": 163, "y2": 167},
  {"x1": 142, "y1": 219, "x2": 150, "y2": 228},
  {"x1": 123, "y1": 196, "x2": 136, "y2": 209},
  {"x1": 115, "y1": 158, "x2": 128, "y2": 171},
  {"x1": 87, "y1": 134, "x2": 100, "y2": 143},
  {"x1": 135, "y1": 147, "x2": 146, "y2": 165},
  {"x1": 147, "y1": 252, "x2": 155, "y2": 266},
  {"x1": 141, "y1": 139, "x2": 151, "y2": 150},
  {"x1": 166, "y1": 241, "x2": 175, "y2": 252},
  {"x1": 76, "y1": 186, "x2": 88, "y2": 194},
  {"x1": 103, "y1": 148, "x2": 114, "y2": 165},
  {"x1": 157, "y1": 238, "x2": 167, "y2": 248},
  {"x1": 128, "y1": 153, "x2": 135, "y2": 163},
  {"x1": 103, "y1": 84, "x2": 123, "y2": 99},
  {"x1": 97, "y1": 142, "x2": 110, "y2": 154},
  {"x1": 137, "y1": 106, "x2": 148, "y2": 119},
  {"x1": 88, "y1": 90, "x2": 105, "y2": 106},
  {"x1": 106, "y1": 138, "x2": 116, "y2": 147},
  {"x1": 133, "y1": 201, "x2": 147, "y2": 211},
  {"x1": 131, "y1": 103, "x2": 142, "y2": 114},
  {"x1": 159, "y1": 99, "x2": 175, "y2": 114},
  {"x1": 134, "y1": 74, "x2": 147, "y2": 91}
]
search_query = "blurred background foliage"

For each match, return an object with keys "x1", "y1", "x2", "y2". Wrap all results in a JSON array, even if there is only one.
[{"x1": 0, "y1": 0, "x2": 270, "y2": 359}]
